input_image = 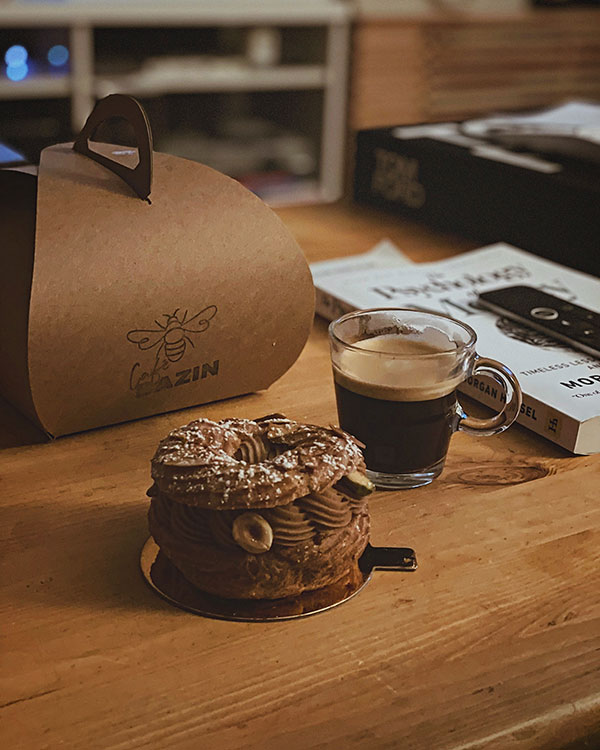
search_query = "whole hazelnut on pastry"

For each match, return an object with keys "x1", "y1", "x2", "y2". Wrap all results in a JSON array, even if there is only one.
[{"x1": 232, "y1": 513, "x2": 273, "y2": 554}]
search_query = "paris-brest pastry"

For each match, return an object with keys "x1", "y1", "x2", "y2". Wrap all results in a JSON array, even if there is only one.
[{"x1": 147, "y1": 415, "x2": 374, "y2": 599}]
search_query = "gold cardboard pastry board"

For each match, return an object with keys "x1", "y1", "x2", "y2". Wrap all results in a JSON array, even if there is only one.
[{"x1": 0, "y1": 95, "x2": 315, "y2": 437}]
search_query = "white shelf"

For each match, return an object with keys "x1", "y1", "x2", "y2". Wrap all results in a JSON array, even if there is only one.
[
  {"x1": 242, "y1": 177, "x2": 340, "y2": 208},
  {"x1": 95, "y1": 64, "x2": 328, "y2": 98},
  {"x1": 0, "y1": 1, "x2": 350, "y2": 204},
  {"x1": 259, "y1": 177, "x2": 323, "y2": 207},
  {"x1": 0, "y1": 75, "x2": 71, "y2": 100},
  {"x1": 0, "y1": 1, "x2": 348, "y2": 26}
]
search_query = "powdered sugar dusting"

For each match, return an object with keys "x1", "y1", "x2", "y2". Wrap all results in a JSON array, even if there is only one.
[{"x1": 151, "y1": 416, "x2": 365, "y2": 509}]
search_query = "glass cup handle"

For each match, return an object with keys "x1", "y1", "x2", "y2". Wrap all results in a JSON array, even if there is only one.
[{"x1": 458, "y1": 356, "x2": 523, "y2": 437}]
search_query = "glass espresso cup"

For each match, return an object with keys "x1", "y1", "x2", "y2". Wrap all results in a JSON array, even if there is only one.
[{"x1": 329, "y1": 308, "x2": 522, "y2": 489}]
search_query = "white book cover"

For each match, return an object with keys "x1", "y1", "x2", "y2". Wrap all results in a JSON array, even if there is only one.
[{"x1": 311, "y1": 242, "x2": 600, "y2": 455}]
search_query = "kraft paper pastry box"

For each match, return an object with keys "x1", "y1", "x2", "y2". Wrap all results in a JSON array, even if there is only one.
[{"x1": 0, "y1": 95, "x2": 315, "y2": 437}]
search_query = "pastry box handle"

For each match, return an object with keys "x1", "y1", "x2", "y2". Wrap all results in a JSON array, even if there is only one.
[{"x1": 73, "y1": 94, "x2": 153, "y2": 202}]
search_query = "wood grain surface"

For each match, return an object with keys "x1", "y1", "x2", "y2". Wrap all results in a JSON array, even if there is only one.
[{"x1": 1, "y1": 202, "x2": 599, "y2": 750}]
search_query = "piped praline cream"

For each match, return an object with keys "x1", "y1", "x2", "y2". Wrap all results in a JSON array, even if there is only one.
[{"x1": 149, "y1": 478, "x2": 367, "y2": 552}]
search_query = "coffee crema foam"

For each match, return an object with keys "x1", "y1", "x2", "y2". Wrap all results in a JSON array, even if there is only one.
[{"x1": 334, "y1": 334, "x2": 466, "y2": 402}]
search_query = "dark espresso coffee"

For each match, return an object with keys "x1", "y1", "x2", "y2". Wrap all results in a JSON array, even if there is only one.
[
  {"x1": 334, "y1": 383, "x2": 458, "y2": 473},
  {"x1": 333, "y1": 335, "x2": 463, "y2": 475}
]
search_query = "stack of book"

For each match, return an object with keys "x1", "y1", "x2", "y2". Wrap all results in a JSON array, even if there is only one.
[{"x1": 354, "y1": 101, "x2": 600, "y2": 277}]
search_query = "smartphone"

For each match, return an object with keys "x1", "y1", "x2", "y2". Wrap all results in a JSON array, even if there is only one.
[{"x1": 478, "y1": 285, "x2": 600, "y2": 359}]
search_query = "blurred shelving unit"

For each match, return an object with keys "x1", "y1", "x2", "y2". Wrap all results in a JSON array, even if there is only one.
[
  {"x1": 0, "y1": 0, "x2": 351, "y2": 204},
  {"x1": 350, "y1": 4, "x2": 600, "y2": 130}
]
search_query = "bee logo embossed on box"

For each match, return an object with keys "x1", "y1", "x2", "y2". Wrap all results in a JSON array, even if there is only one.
[{"x1": 127, "y1": 306, "x2": 219, "y2": 398}]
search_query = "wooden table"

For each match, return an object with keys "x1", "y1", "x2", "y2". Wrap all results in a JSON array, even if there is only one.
[{"x1": 2, "y1": 202, "x2": 599, "y2": 750}]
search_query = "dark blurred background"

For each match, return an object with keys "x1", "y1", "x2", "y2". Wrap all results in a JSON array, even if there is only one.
[{"x1": 1, "y1": 0, "x2": 599, "y2": 205}]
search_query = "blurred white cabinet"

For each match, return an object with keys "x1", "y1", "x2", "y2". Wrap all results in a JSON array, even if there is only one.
[{"x1": 0, "y1": 1, "x2": 351, "y2": 204}]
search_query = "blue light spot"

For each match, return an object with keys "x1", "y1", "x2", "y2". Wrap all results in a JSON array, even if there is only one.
[
  {"x1": 5, "y1": 45, "x2": 28, "y2": 67},
  {"x1": 6, "y1": 62, "x2": 29, "y2": 81},
  {"x1": 47, "y1": 45, "x2": 69, "y2": 67}
]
